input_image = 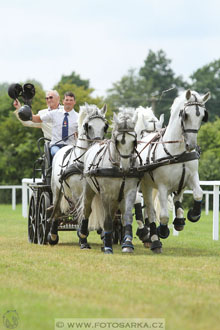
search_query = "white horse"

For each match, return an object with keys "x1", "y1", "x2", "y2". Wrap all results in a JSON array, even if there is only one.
[
  {"x1": 78, "y1": 109, "x2": 141, "y2": 253},
  {"x1": 137, "y1": 89, "x2": 210, "y2": 253},
  {"x1": 47, "y1": 103, "x2": 108, "y2": 245},
  {"x1": 133, "y1": 106, "x2": 164, "y2": 246}
]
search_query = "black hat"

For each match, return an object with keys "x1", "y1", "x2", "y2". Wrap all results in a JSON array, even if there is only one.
[
  {"x1": 8, "y1": 83, "x2": 23, "y2": 100},
  {"x1": 23, "y1": 83, "x2": 35, "y2": 100},
  {"x1": 18, "y1": 105, "x2": 32, "y2": 121}
]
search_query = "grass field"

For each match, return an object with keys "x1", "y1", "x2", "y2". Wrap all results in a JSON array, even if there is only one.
[{"x1": 0, "y1": 204, "x2": 220, "y2": 330}]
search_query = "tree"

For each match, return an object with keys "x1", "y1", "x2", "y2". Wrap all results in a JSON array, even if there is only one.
[
  {"x1": 106, "y1": 50, "x2": 187, "y2": 124},
  {"x1": 56, "y1": 71, "x2": 90, "y2": 89},
  {"x1": 197, "y1": 118, "x2": 220, "y2": 180},
  {"x1": 139, "y1": 50, "x2": 187, "y2": 123},
  {"x1": 105, "y1": 69, "x2": 148, "y2": 110},
  {"x1": 0, "y1": 82, "x2": 9, "y2": 96},
  {"x1": 189, "y1": 59, "x2": 220, "y2": 121}
]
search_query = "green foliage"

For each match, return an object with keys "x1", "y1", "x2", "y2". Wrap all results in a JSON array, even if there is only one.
[
  {"x1": 106, "y1": 50, "x2": 187, "y2": 124},
  {"x1": 198, "y1": 119, "x2": 220, "y2": 180},
  {"x1": 190, "y1": 59, "x2": 220, "y2": 121},
  {"x1": 0, "y1": 82, "x2": 9, "y2": 96},
  {"x1": 56, "y1": 71, "x2": 90, "y2": 89}
]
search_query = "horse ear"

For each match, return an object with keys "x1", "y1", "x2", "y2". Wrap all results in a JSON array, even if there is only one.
[
  {"x1": 113, "y1": 112, "x2": 119, "y2": 124},
  {"x1": 186, "y1": 89, "x2": 191, "y2": 100},
  {"x1": 101, "y1": 104, "x2": 107, "y2": 115},
  {"x1": 159, "y1": 114, "x2": 164, "y2": 127},
  {"x1": 132, "y1": 111, "x2": 138, "y2": 124},
  {"x1": 203, "y1": 92, "x2": 211, "y2": 103}
]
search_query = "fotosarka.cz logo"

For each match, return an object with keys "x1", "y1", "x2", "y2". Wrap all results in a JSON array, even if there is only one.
[{"x1": 2, "y1": 310, "x2": 19, "y2": 329}]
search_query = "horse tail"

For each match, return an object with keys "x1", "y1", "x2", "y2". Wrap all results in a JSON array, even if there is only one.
[
  {"x1": 88, "y1": 195, "x2": 105, "y2": 231},
  {"x1": 76, "y1": 193, "x2": 105, "y2": 230}
]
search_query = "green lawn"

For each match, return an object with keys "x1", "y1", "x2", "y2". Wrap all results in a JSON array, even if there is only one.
[{"x1": 0, "y1": 204, "x2": 219, "y2": 330}]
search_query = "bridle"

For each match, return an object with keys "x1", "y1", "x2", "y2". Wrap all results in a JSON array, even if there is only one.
[
  {"x1": 113, "y1": 128, "x2": 137, "y2": 159},
  {"x1": 140, "y1": 120, "x2": 161, "y2": 138},
  {"x1": 179, "y1": 99, "x2": 208, "y2": 135},
  {"x1": 83, "y1": 114, "x2": 109, "y2": 140}
]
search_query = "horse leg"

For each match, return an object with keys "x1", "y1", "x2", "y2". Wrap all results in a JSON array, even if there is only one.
[
  {"x1": 78, "y1": 183, "x2": 95, "y2": 249},
  {"x1": 47, "y1": 218, "x2": 59, "y2": 245},
  {"x1": 134, "y1": 193, "x2": 151, "y2": 248},
  {"x1": 102, "y1": 199, "x2": 115, "y2": 254},
  {"x1": 187, "y1": 174, "x2": 203, "y2": 222},
  {"x1": 121, "y1": 189, "x2": 137, "y2": 253},
  {"x1": 141, "y1": 184, "x2": 162, "y2": 253},
  {"x1": 157, "y1": 186, "x2": 170, "y2": 239},
  {"x1": 173, "y1": 192, "x2": 186, "y2": 231}
]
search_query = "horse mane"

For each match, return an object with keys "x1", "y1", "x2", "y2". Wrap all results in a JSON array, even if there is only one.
[
  {"x1": 170, "y1": 90, "x2": 202, "y2": 115},
  {"x1": 113, "y1": 107, "x2": 136, "y2": 131}
]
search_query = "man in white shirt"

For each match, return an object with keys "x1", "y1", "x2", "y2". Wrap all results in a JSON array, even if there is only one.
[
  {"x1": 13, "y1": 90, "x2": 61, "y2": 140},
  {"x1": 31, "y1": 92, "x2": 78, "y2": 156}
]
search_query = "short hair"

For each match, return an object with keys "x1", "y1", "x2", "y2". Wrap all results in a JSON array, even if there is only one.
[
  {"x1": 64, "y1": 91, "x2": 76, "y2": 99},
  {"x1": 46, "y1": 90, "x2": 60, "y2": 97}
]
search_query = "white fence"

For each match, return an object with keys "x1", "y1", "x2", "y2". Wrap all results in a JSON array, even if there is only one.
[
  {"x1": 0, "y1": 185, "x2": 22, "y2": 210},
  {"x1": 0, "y1": 179, "x2": 220, "y2": 240}
]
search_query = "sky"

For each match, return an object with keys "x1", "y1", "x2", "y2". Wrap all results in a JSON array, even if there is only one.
[{"x1": 1, "y1": 0, "x2": 220, "y2": 97}]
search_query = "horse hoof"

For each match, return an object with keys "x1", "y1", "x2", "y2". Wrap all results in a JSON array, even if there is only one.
[
  {"x1": 47, "y1": 233, "x2": 59, "y2": 246},
  {"x1": 122, "y1": 247, "x2": 134, "y2": 253},
  {"x1": 174, "y1": 225, "x2": 184, "y2": 231},
  {"x1": 173, "y1": 217, "x2": 185, "y2": 231},
  {"x1": 80, "y1": 243, "x2": 91, "y2": 249},
  {"x1": 102, "y1": 247, "x2": 113, "y2": 254},
  {"x1": 157, "y1": 225, "x2": 170, "y2": 239},
  {"x1": 150, "y1": 240, "x2": 162, "y2": 253},
  {"x1": 187, "y1": 209, "x2": 201, "y2": 222}
]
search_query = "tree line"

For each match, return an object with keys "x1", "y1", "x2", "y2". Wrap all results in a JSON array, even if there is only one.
[{"x1": 0, "y1": 49, "x2": 219, "y2": 202}]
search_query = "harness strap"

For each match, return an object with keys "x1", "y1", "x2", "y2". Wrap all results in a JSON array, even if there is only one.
[
  {"x1": 174, "y1": 163, "x2": 186, "y2": 196},
  {"x1": 118, "y1": 176, "x2": 125, "y2": 202}
]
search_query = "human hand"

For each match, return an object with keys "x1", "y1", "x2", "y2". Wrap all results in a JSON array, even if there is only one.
[{"x1": 13, "y1": 99, "x2": 21, "y2": 109}]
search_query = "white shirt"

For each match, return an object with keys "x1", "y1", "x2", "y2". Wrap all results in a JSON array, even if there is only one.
[
  {"x1": 14, "y1": 105, "x2": 64, "y2": 140},
  {"x1": 40, "y1": 108, "x2": 78, "y2": 146}
]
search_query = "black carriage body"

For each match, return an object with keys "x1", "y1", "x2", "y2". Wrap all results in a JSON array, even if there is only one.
[{"x1": 28, "y1": 138, "x2": 80, "y2": 245}]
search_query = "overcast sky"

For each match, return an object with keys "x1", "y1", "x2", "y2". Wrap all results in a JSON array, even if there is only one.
[{"x1": 1, "y1": 0, "x2": 220, "y2": 96}]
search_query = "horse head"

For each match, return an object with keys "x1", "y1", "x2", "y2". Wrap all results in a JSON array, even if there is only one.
[
  {"x1": 78, "y1": 103, "x2": 108, "y2": 140},
  {"x1": 134, "y1": 106, "x2": 164, "y2": 139},
  {"x1": 179, "y1": 90, "x2": 210, "y2": 151},
  {"x1": 112, "y1": 109, "x2": 137, "y2": 171},
  {"x1": 170, "y1": 89, "x2": 210, "y2": 152}
]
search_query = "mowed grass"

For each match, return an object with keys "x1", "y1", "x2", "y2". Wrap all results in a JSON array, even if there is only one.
[{"x1": 0, "y1": 204, "x2": 220, "y2": 330}]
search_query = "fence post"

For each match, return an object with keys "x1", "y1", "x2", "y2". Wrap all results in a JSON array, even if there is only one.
[
  {"x1": 205, "y1": 192, "x2": 209, "y2": 215},
  {"x1": 22, "y1": 179, "x2": 28, "y2": 218},
  {"x1": 12, "y1": 187, "x2": 16, "y2": 210},
  {"x1": 213, "y1": 184, "x2": 219, "y2": 241}
]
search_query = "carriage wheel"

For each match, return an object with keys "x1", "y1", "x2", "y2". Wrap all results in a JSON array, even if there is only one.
[
  {"x1": 37, "y1": 192, "x2": 51, "y2": 245},
  {"x1": 28, "y1": 194, "x2": 38, "y2": 244}
]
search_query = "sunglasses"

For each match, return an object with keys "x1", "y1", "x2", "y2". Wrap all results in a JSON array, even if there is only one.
[{"x1": 45, "y1": 96, "x2": 54, "y2": 100}]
